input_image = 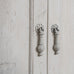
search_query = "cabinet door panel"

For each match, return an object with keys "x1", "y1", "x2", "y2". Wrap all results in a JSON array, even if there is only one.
[
  {"x1": 0, "y1": 0, "x2": 29, "y2": 74},
  {"x1": 29, "y1": 0, "x2": 48, "y2": 74},
  {"x1": 48, "y1": 0, "x2": 74, "y2": 74}
]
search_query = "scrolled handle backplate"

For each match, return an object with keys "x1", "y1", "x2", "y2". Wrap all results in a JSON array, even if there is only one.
[
  {"x1": 51, "y1": 24, "x2": 60, "y2": 55},
  {"x1": 35, "y1": 24, "x2": 44, "y2": 56}
]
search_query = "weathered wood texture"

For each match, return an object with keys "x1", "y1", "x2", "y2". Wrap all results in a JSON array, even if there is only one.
[
  {"x1": 0, "y1": 0, "x2": 29, "y2": 74},
  {"x1": 48, "y1": 0, "x2": 74, "y2": 74},
  {"x1": 29, "y1": 0, "x2": 48, "y2": 74},
  {"x1": 0, "y1": 0, "x2": 74, "y2": 74}
]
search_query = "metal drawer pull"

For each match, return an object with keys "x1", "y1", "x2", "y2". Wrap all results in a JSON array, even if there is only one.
[
  {"x1": 51, "y1": 24, "x2": 60, "y2": 55},
  {"x1": 35, "y1": 24, "x2": 44, "y2": 56}
]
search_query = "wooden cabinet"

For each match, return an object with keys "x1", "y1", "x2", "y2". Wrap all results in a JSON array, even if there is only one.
[
  {"x1": 0, "y1": 0, "x2": 74, "y2": 74},
  {"x1": 30, "y1": 0, "x2": 74, "y2": 74}
]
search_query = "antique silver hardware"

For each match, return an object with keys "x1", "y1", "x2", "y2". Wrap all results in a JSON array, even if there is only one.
[
  {"x1": 35, "y1": 24, "x2": 44, "y2": 56},
  {"x1": 51, "y1": 24, "x2": 60, "y2": 55}
]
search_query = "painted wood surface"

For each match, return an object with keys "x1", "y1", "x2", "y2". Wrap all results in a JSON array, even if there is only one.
[
  {"x1": 0, "y1": 0, "x2": 74, "y2": 74},
  {"x1": 0, "y1": 0, "x2": 29, "y2": 74},
  {"x1": 29, "y1": 0, "x2": 48, "y2": 74},
  {"x1": 48, "y1": 0, "x2": 74, "y2": 74}
]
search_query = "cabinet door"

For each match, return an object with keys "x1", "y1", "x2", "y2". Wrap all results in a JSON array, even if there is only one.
[
  {"x1": 48, "y1": 0, "x2": 74, "y2": 74},
  {"x1": 29, "y1": 0, "x2": 48, "y2": 74}
]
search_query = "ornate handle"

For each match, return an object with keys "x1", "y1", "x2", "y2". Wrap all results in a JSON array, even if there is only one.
[
  {"x1": 35, "y1": 24, "x2": 44, "y2": 56},
  {"x1": 51, "y1": 24, "x2": 60, "y2": 55}
]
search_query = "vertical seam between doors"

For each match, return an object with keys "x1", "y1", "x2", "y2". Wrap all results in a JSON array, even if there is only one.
[
  {"x1": 47, "y1": 0, "x2": 49, "y2": 74},
  {"x1": 29, "y1": 0, "x2": 34, "y2": 74}
]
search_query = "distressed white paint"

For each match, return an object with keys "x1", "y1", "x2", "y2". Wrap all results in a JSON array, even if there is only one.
[
  {"x1": 33, "y1": 0, "x2": 47, "y2": 74},
  {"x1": 0, "y1": 0, "x2": 74, "y2": 74},
  {"x1": 48, "y1": 0, "x2": 74, "y2": 74},
  {"x1": 0, "y1": 0, "x2": 29, "y2": 74}
]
